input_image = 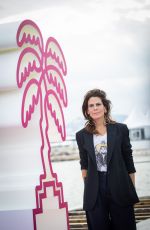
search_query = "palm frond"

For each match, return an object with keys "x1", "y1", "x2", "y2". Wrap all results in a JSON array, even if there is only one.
[
  {"x1": 16, "y1": 19, "x2": 44, "y2": 52},
  {"x1": 45, "y1": 89, "x2": 66, "y2": 141},
  {"x1": 17, "y1": 47, "x2": 42, "y2": 88},
  {"x1": 22, "y1": 79, "x2": 41, "y2": 128},
  {"x1": 46, "y1": 65, "x2": 67, "y2": 107},
  {"x1": 45, "y1": 37, "x2": 67, "y2": 76}
]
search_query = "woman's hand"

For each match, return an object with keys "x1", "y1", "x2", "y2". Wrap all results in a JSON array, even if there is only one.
[{"x1": 129, "y1": 173, "x2": 135, "y2": 187}]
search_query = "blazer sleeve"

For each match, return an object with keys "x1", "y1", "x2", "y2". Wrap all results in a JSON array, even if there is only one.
[
  {"x1": 121, "y1": 124, "x2": 136, "y2": 174},
  {"x1": 76, "y1": 131, "x2": 88, "y2": 170}
]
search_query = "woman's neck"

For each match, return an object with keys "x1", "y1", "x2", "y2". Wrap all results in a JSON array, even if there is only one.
[
  {"x1": 95, "y1": 118, "x2": 106, "y2": 135},
  {"x1": 95, "y1": 118, "x2": 104, "y2": 128}
]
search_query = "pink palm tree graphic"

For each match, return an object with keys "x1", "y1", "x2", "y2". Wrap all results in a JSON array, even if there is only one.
[{"x1": 16, "y1": 19, "x2": 69, "y2": 230}]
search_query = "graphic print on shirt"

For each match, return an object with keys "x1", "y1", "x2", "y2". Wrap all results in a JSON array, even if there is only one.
[{"x1": 95, "y1": 140, "x2": 107, "y2": 171}]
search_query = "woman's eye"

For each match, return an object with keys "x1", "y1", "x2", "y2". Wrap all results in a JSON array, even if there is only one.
[
  {"x1": 96, "y1": 103, "x2": 101, "y2": 106},
  {"x1": 88, "y1": 103, "x2": 101, "y2": 108},
  {"x1": 89, "y1": 104, "x2": 94, "y2": 108}
]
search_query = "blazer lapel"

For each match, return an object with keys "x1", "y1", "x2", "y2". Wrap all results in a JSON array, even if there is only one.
[
  {"x1": 83, "y1": 130, "x2": 97, "y2": 167},
  {"x1": 107, "y1": 123, "x2": 116, "y2": 166}
]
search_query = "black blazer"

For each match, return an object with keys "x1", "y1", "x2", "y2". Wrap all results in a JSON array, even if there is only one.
[{"x1": 76, "y1": 122, "x2": 139, "y2": 211}]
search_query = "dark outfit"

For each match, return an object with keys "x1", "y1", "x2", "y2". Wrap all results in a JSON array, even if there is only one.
[{"x1": 76, "y1": 123, "x2": 139, "y2": 230}]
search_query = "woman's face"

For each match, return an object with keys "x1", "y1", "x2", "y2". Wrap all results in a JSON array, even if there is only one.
[{"x1": 87, "y1": 96, "x2": 106, "y2": 122}]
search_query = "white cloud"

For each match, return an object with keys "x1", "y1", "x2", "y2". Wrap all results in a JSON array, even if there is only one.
[{"x1": 1, "y1": 0, "x2": 149, "y2": 123}]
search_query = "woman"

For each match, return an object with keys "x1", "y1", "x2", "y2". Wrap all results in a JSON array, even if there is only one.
[{"x1": 76, "y1": 89, "x2": 139, "y2": 230}]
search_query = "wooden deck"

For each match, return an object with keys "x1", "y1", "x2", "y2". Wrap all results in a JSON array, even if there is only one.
[{"x1": 69, "y1": 197, "x2": 150, "y2": 230}]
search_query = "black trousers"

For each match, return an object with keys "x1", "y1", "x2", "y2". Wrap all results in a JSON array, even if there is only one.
[{"x1": 86, "y1": 172, "x2": 136, "y2": 230}]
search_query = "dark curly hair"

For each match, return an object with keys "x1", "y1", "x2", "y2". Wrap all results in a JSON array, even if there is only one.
[{"x1": 82, "y1": 89, "x2": 115, "y2": 134}]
